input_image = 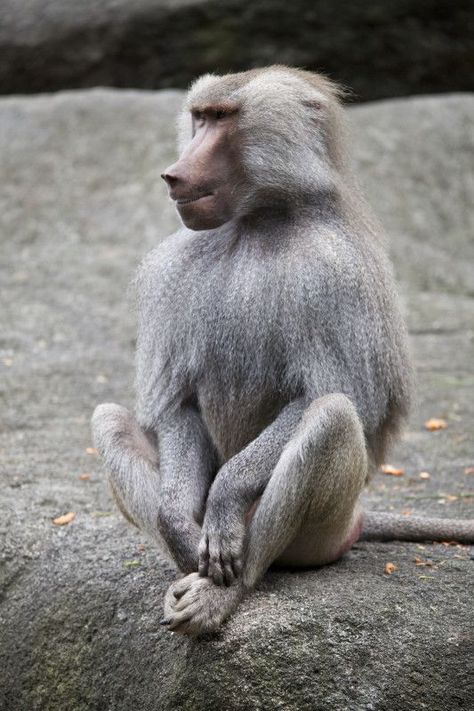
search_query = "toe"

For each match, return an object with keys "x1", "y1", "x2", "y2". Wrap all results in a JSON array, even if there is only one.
[
  {"x1": 173, "y1": 573, "x2": 198, "y2": 595},
  {"x1": 208, "y1": 555, "x2": 224, "y2": 586},
  {"x1": 174, "y1": 590, "x2": 195, "y2": 612},
  {"x1": 231, "y1": 556, "x2": 243, "y2": 578},
  {"x1": 168, "y1": 611, "x2": 193, "y2": 632},
  {"x1": 222, "y1": 559, "x2": 235, "y2": 586},
  {"x1": 164, "y1": 573, "x2": 199, "y2": 617},
  {"x1": 198, "y1": 535, "x2": 210, "y2": 577}
]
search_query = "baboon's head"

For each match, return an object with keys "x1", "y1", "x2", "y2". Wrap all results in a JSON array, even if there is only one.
[{"x1": 161, "y1": 66, "x2": 347, "y2": 231}]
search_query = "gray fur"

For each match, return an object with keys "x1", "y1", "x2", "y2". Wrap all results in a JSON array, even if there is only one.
[{"x1": 92, "y1": 66, "x2": 473, "y2": 636}]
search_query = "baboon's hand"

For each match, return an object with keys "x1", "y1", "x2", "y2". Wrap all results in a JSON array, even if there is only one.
[{"x1": 198, "y1": 505, "x2": 246, "y2": 586}]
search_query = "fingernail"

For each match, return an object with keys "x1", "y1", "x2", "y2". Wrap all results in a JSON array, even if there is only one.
[{"x1": 160, "y1": 618, "x2": 170, "y2": 626}]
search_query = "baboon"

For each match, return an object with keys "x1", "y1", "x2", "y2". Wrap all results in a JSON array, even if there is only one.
[{"x1": 92, "y1": 66, "x2": 474, "y2": 636}]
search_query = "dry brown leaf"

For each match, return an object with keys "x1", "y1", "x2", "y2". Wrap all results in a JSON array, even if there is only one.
[
  {"x1": 400, "y1": 509, "x2": 413, "y2": 516},
  {"x1": 78, "y1": 473, "x2": 91, "y2": 481},
  {"x1": 52, "y1": 511, "x2": 76, "y2": 526},
  {"x1": 85, "y1": 447, "x2": 98, "y2": 455},
  {"x1": 414, "y1": 557, "x2": 423, "y2": 565},
  {"x1": 380, "y1": 464, "x2": 405, "y2": 477},
  {"x1": 445, "y1": 494, "x2": 458, "y2": 502},
  {"x1": 419, "y1": 471, "x2": 431, "y2": 480},
  {"x1": 384, "y1": 562, "x2": 397, "y2": 575},
  {"x1": 464, "y1": 467, "x2": 474, "y2": 475},
  {"x1": 424, "y1": 418, "x2": 447, "y2": 432}
]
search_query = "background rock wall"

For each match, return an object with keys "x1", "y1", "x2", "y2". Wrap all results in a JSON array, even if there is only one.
[{"x1": 1, "y1": 0, "x2": 473, "y2": 101}]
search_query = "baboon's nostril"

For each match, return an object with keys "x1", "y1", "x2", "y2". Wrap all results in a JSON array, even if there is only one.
[{"x1": 161, "y1": 172, "x2": 179, "y2": 187}]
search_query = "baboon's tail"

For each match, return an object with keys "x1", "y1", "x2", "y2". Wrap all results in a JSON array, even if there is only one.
[{"x1": 361, "y1": 511, "x2": 474, "y2": 544}]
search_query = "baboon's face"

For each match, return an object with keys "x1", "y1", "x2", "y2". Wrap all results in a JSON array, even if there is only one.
[
  {"x1": 162, "y1": 67, "x2": 343, "y2": 229},
  {"x1": 161, "y1": 106, "x2": 243, "y2": 231}
]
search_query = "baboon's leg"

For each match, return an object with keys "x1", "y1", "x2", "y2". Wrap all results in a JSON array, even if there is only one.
[
  {"x1": 163, "y1": 393, "x2": 367, "y2": 634},
  {"x1": 91, "y1": 403, "x2": 160, "y2": 532},
  {"x1": 243, "y1": 393, "x2": 367, "y2": 585}
]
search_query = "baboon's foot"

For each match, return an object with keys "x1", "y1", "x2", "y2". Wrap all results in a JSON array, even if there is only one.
[{"x1": 161, "y1": 572, "x2": 245, "y2": 636}]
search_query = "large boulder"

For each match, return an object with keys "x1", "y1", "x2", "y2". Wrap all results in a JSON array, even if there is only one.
[
  {"x1": 1, "y1": 0, "x2": 474, "y2": 101},
  {"x1": 0, "y1": 90, "x2": 473, "y2": 710}
]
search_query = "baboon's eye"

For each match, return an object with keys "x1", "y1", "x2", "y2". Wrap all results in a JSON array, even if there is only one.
[
  {"x1": 192, "y1": 110, "x2": 206, "y2": 125},
  {"x1": 214, "y1": 109, "x2": 227, "y2": 120}
]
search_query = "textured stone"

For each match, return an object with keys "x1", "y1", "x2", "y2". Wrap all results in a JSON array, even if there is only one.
[{"x1": 0, "y1": 90, "x2": 473, "y2": 710}]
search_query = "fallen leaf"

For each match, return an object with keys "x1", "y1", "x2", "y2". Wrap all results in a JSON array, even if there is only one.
[
  {"x1": 78, "y1": 473, "x2": 91, "y2": 481},
  {"x1": 419, "y1": 471, "x2": 431, "y2": 480},
  {"x1": 445, "y1": 494, "x2": 458, "y2": 502},
  {"x1": 400, "y1": 509, "x2": 413, "y2": 516},
  {"x1": 418, "y1": 575, "x2": 435, "y2": 581},
  {"x1": 384, "y1": 562, "x2": 397, "y2": 575},
  {"x1": 52, "y1": 511, "x2": 76, "y2": 526},
  {"x1": 424, "y1": 418, "x2": 447, "y2": 432},
  {"x1": 464, "y1": 467, "x2": 474, "y2": 475},
  {"x1": 85, "y1": 447, "x2": 98, "y2": 455},
  {"x1": 381, "y1": 464, "x2": 405, "y2": 476}
]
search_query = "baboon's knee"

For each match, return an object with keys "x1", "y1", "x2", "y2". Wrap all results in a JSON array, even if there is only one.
[
  {"x1": 325, "y1": 394, "x2": 364, "y2": 442},
  {"x1": 92, "y1": 402, "x2": 131, "y2": 439},
  {"x1": 91, "y1": 403, "x2": 145, "y2": 463}
]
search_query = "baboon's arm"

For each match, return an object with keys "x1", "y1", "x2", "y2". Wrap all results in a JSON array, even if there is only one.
[{"x1": 156, "y1": 405, "x2": 217, "y2": 571}]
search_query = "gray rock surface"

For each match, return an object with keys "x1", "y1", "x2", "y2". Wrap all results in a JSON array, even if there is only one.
[
  {"x1": 1, "y1": 0, "x2": 473, "y2": 102},
  {"x1": 0, "y1": 90, "x2": 473, "y2": 710}
]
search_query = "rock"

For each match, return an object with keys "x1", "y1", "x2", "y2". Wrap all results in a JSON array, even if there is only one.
[
  {"x1": 352, "y1": 94, "x2": 474, "y2": 297},
  {"x1": 1, "y1": 0, "x2": 474, "y2": 101},
  {"x1": 0, "y1": 90, "x2": 473, "y2": 710}
]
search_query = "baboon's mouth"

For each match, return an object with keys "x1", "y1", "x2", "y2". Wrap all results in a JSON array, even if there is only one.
[{"x1": 176, "y1": 193, "x2": 213, "y2": 206}]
